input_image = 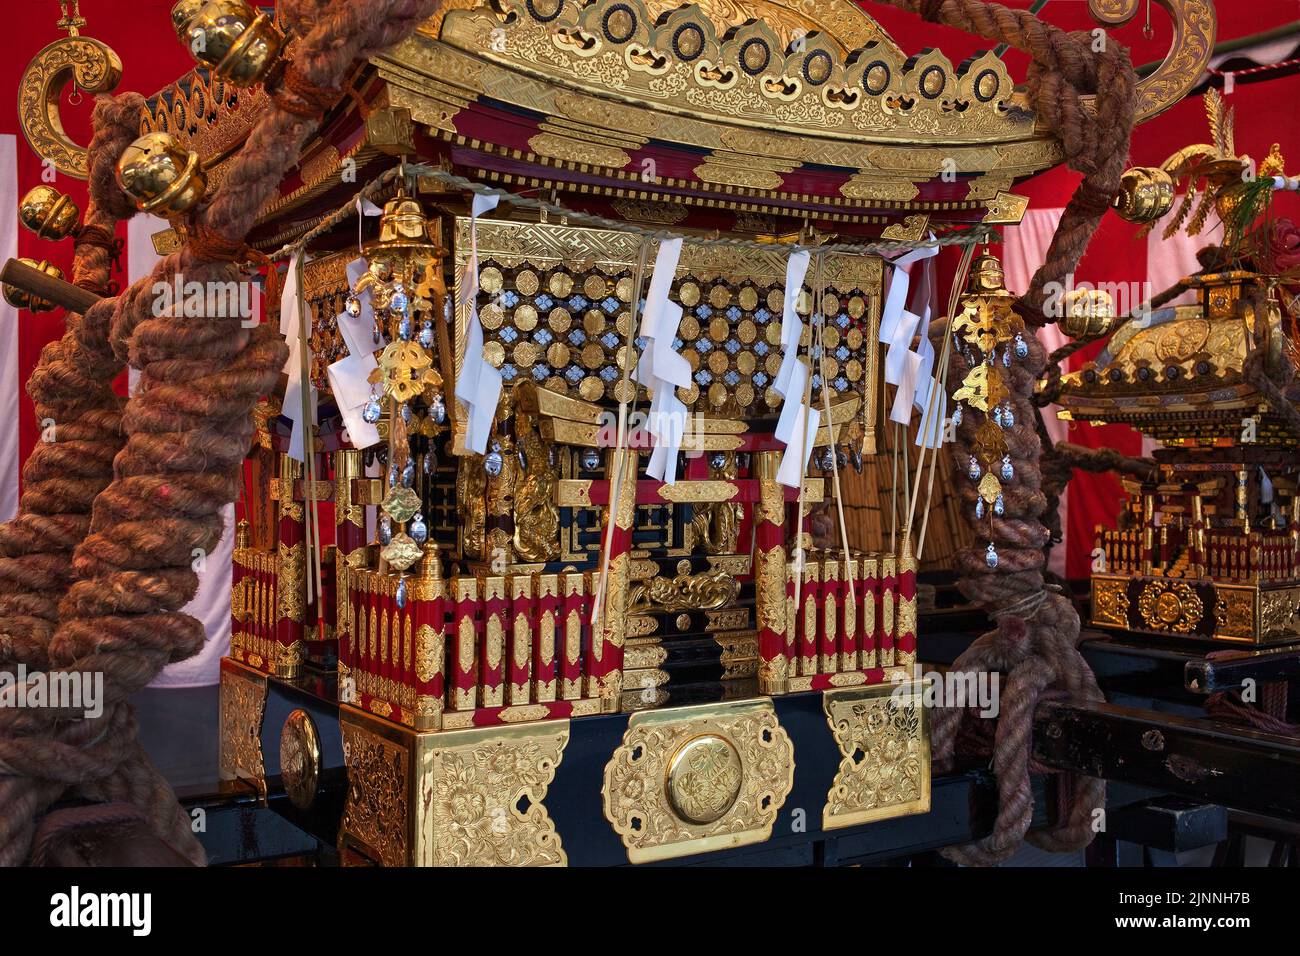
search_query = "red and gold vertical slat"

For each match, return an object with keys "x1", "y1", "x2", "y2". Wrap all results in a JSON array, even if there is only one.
[
  {"x1": 534, "y1": 573, "x2": 559, "y2": 702},
  {"x1": 839, "y1": 556, "x2": 858, "y2": 672},
  {"x1": 589, "y1": 448, "x2": 637, "y2": 710},
  {"x1": 274, "y1": 454, "x2": 305, "y2": 677},
  {"x1": 480, "y1": 576, "x2": 507, "y2": 707},
  {"x1": 860, "y1": 554, "x2": 879, "y2": 669},
  {"x1": 356, "y1": 572, "x2": 372, "y2": 702},
  {"x1": 895, "y1": 540, "x2": 917, "y2": 669},
  {"x1": 396, "y1": 597, "x2": 412, "y2": 722},
  {"x1": 509, "y1": 575, "x2": 534, "y2": 705},
  {"x1": 784, "y1": 562, "x2": 798, "y2": 675},
  {"x1": 821, "y1": 558, "x2": 840, "y2": 674},
  {"x1": 411, "y1": 565, "x2": 446, "y2": 730},
  {"x1": 334, "y1": 449, "x2": 367, "y2": 683},
  {"x1": 451, "y1": 576, "x2": 479, "y2": 711},
  {"x1": 560, "y1": 572, "x2": 585, "y2": 701},
  {"x1": 262, "y1": 552, "x2": 272, "y2": 666},
  {"x1": 879, "y1": 554, "x2": 897, "y2": 667},
  {"x1": 230, "y1": 523, "x2": 248, "y2": 664},
  {"x1": 378, "y1": 580, "x2": 394, "y2": 709},
  {"x1": 800, "y1": 559, "x2": 820, "y2": 677},
  {"x1": 753, "y1": 451, "x2": 788, "y2": 694}
]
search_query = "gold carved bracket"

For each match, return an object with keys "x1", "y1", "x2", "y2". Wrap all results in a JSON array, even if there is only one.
[
  {"x1": 823, "y1": 680, "x2": 930, "y2": 830},
  {"x1": 602, "y1": 698, "x2": 795, "y2": 863},
  {"x1": 218, "y1": 659, "x2": 268, "y2": 800},
  {"x1": 341, "y1": 708, "x2": 570, "y2": 866},
  {"x1": 19, "y1": 35, "x2": 122, "y2": 179}
]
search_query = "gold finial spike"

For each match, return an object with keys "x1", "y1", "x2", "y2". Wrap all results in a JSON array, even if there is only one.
[{"x1": 57, "y1": 1, "x2": 85, "y2": 37}]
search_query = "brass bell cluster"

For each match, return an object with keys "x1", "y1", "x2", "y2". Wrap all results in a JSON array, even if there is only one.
[
  {"x1": 171, "y1": 0, "x2": 286, "y2": 88},
  {"x1": 112, "y1": 1, "x2": 291, "y2": 217}
]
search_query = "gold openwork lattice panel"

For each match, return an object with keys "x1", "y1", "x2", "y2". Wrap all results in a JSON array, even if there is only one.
[{"x1": 453, "y1": 218, "x2": 881, "y2": 425}]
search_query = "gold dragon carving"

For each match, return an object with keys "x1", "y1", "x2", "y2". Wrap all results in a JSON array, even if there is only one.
[
  {"x1": 512, "y1": 410, "x2": 561, "y2": 562},
  {"x1": 628, "y1": 569, "x2": 741, "y2": 615}
]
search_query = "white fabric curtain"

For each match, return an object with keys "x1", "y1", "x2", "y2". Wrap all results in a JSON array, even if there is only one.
[
  {"x1": 1141, "y1": 213, "x2": 1223, "y2": 458},
  {"x1": 1145, "y1": 209, "x2": 1223, "y2": 307},
  {"x1": 128, "y1": 214, "x2": 235, "y2": 687},
  {"x1": 1000, "y1": 208, "x2": 1069, "y2": 578},
  {"x1": 0, "y1": 136, "x2": 18, "y2": 523}
]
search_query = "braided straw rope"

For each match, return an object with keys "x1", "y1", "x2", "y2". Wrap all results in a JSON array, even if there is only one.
[
  {"x1": 875, "y1": 0, "x2": 1138, "y2": 864},
  {"x1": 0, "y1": 0, "x2": 453, "y2": 866}
]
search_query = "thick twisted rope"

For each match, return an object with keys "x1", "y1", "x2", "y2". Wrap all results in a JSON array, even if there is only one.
[
  {"x1": 0, "y1": 94, "x2": 141, "y2": 676},
  {"x1": 875, "y1": 0, "x2": 1137, "y2": 864},
  {"x1": 0, "y1": 0, "x2": 452, "y2": 866}
]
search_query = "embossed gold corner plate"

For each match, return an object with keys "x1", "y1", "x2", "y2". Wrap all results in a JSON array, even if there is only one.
[
  {"x1": 822, "y1": 680, "x2": 930, "y2": 830},
  {"x1": 340, "y1": 706, "x2": 570, "y2": 866},
  {"x1": 602, "y1": 698, "x2": 794, "y2": 863},
  {"x1": 218, "y1": 658, "x2": 268, "y2": 800}
]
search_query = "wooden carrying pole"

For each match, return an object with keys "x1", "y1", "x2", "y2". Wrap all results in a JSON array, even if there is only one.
[{"x1": 1, "y1": 257, "x2": 102, "y2": 314}]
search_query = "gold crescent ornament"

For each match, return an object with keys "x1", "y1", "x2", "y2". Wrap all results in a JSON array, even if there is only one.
[{"x1": 18, "y1": 33, "x2": 122, "y2": 180}]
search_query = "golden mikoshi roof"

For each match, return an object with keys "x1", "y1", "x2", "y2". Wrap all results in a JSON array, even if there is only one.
[
  {"x1": 136, "y1": 0, "x2": 1214, "y2": 237},
  {"x1": 1055, "y1": 271, "x2": 1300, "y2": 446}
]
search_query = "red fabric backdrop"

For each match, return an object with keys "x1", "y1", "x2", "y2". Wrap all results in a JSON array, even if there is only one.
[{"x1": 5, "y1": 0, "x2": 1299, "y2": 578}]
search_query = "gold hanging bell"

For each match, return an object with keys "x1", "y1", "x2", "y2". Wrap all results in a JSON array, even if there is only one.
[
  {"x1": 2, "y1": 259, "x2": 65, "y2": 313},
  {"x1": 1113, "y1": 166, "x2": 1175, "y2": 224},
  {"x1": 116, "y1": 132, "x2": 208, "y2": 216},
  {"x1": 370, "y1": 194, "x2": 439, "y2": 251},
  {"x1": 169, "y1": 0, "x2": 206, "y2": 39},
  {"x1": 966, "y1": 252, "x2": 1012, "y2": 296},
  {"x1": 19, "y1": 186, "x2": 81, "y2": 241},
  {"x1": 179, "y1": 0, "x2": 285, "y2": 88},
  {"x1": 1059, "y1": 287, "x2": 1116, "y2": 341}
]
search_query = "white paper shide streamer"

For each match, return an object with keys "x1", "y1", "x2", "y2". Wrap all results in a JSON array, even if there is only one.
[
  {"x1": 878, "y1": 240, "x2": 946, "y2": 449},
  {"x1": 771, "y1": 250, "x2": 817, "y2": 488},
  {"x1": 635, "y1": 238, "x2": 691, "y2": 484},
  {"x1": 454, "y1": 194, "x2": 503, "y2": 454},
  {"x1": 279, "y1": 250, "x2": 317, "y2": 462}
]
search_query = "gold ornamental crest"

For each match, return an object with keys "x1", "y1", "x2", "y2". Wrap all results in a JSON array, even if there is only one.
[{"x1": 1137, "y1": 581, "x2": 1204, "y2": 634}]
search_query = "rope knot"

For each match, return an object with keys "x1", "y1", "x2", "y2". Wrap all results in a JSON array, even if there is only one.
[{"x1": 272, "y1": 62, "x2": 345, "y2": 119}]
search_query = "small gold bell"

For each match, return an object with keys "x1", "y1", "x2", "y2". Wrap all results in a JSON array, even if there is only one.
[
  {"x1": 182, "y1": 0, "x2": 285, "y2": 88},
  {"x1": 366, "y1": 193, "x2": 445, "y2": 257},
  {"x1": 116, "y1": 132, "x2": 208, "y2": 216},
  {"x1": 18, "y1": 186, "x2": 81, "y2": 241},
  {"x1": 379, "y1": 198, "x2": 432, "y2": 244},
  {"x1": 169, "y1": 0, "x2": 206, "y2": 39},
  {"x1": 2, "y1": 258, "x2": 65, "y2": 313},
  {"x1": 1113, "y1": 166, "x2": 1175, "y2": 224},
  {"x1": 1059, "y1": 287, "x2": 1116, "y2": 341},
  {"x1": 966, "y1": 252, "x2": 1008, "y2": 294}
]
